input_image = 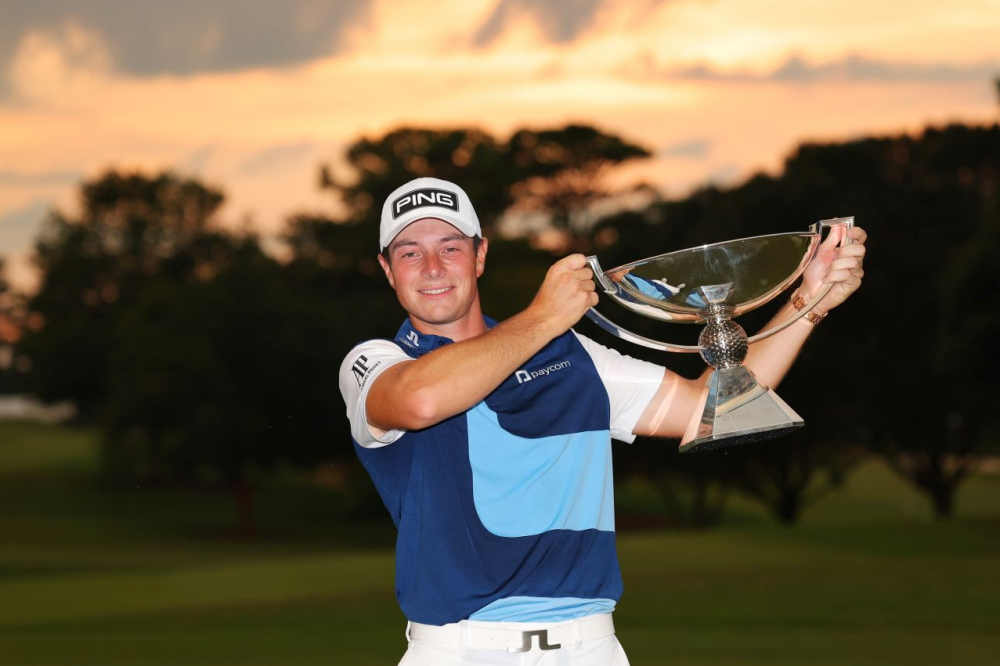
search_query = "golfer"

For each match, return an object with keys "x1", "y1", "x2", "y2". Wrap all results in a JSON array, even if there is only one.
[{"x1": 339, "y1": 177, "x2": 866, "y2": 665}]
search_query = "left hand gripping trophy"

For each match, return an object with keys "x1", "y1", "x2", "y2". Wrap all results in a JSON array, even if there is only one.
[{"x1": 586, "y1": 217, "x2": 853, "y2": 453}]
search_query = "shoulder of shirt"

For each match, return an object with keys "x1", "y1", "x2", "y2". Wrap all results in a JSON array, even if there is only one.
[
  {"x1": 339, "y1": 338, "x2": 409, "y2": 372},
  {"x1": 570, "y1": 329, "x2": 611, "y2": 353}
]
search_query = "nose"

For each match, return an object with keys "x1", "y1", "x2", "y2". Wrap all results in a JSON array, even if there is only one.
[{"x1": 422, "y1": 253, "x2": 445, "y2": 278}]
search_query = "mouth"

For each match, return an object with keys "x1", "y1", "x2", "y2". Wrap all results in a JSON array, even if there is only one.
[{"x1": 419, "y1": 287, "x2": 453, "y2": 296}]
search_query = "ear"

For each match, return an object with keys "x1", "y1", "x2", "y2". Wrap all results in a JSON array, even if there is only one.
[
  {"x1": 475, "y1": 237, "x2": 488, "y2": 278},
  {"x1": 377, "y1": 253, "x2": 396, "y2": 290}
]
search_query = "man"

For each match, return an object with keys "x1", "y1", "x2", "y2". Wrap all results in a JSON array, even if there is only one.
[{"x1": 338, "y1": 177, "x2": 866, "y2": 665}]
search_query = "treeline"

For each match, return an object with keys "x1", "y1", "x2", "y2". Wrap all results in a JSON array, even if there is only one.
[{"x1": 0, "y1": 122, "x2": 997, "y2": 530}]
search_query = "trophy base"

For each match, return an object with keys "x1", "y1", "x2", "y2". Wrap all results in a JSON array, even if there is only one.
[{"x1": 679, "y1": 366, "x2": 804, "y2": 454}]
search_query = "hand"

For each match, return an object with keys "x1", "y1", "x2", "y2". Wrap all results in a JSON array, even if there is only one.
[
  {"x1": 799, "y1": 225, "x2": 867, "y2": 316},
  {"x1": 528, "y1": 254, "x2": 599, "y2": 333}
]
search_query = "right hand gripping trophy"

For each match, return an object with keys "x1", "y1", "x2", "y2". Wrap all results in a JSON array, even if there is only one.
[{"x1": 586, "y1": 217, "x2": 854, "y2": 453}]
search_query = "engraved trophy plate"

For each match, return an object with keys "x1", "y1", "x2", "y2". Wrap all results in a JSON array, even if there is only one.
[{"x1": 586, "y1": 217, "x2": 853, "y2": 453}]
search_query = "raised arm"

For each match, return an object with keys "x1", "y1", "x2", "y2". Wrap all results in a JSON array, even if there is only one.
[
  {"x1": 366, "y1": 254, "x2": 598, "y2": 432},
  {"x1": 743, "y1": 224, "x2": 866, "y2": 387}
]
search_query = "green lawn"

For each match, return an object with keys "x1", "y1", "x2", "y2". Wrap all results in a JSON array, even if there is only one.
[{"x1": 1, "y1": 421, "x2": 998, "y2": 665}]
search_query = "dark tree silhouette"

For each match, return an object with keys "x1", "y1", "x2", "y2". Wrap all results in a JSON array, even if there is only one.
[
  {"x1": 102, "y1": 245, "x2": 345, "y2": 534},
  {"x1": 17, "y1": 170, "x2": 349, "y2": 534},
  {"x1": 318, "y1": 124, "x2": 651, "y2": 235},
  {"x1": 11, "y1": 120, "x2": 997, "y2": 532},
  {"x1": 18, "y1": 171, "x2": 236, "y2": 417},
  {"x1": 506, "y1": 124, "x2": 652, "y2": 231},
  {"x1": 320, "y1": 128, "x2": 514, "y2": 231},
  {"x1": 0, "y1": 258, "x2": 19, "y2": 393}
]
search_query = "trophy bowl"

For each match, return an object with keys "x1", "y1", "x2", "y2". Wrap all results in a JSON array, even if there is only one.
[{"x1": 585, "y1": 217, "x2": 853, "y2": 453}]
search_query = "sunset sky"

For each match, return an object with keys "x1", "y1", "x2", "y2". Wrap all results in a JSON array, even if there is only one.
[{"x1": 2, "y1": 0, "x2": 999, "y2": 288}]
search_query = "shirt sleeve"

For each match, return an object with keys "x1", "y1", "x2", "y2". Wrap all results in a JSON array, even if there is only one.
[
  {"x1": 338, "y1": 340, "x2": 413, "y2": 449},
  {"x1": 572, "y1": 331, "x2": 667, "y2": 443}
]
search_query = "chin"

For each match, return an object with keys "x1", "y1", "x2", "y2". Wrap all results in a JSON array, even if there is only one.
[
  {"x1": 415, "y1": 303, "x2": 470, "y2": 326},
  {"x1": 418, "y1": 312, "x2": 461, "y2": 327}
]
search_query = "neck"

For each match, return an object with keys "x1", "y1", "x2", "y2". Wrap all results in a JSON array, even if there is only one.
[{"x1": 409, "y1": 297, "x2": 488, "y2": 342}]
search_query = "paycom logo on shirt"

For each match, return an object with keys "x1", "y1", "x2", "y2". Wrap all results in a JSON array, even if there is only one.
[{"x1": 515, "y1": 361, "x2": 571, "y2": 384}]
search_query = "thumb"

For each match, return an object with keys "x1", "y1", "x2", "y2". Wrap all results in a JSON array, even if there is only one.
[
  {"x1": 816, "y1": 225, "x2": 843, "y2": 259},
  {"x1": 557, "y1": 253, "x2": 587, "y2": 270},
  {"x1": 824, "y1": 225, "x2": 846, "y2": 248}
]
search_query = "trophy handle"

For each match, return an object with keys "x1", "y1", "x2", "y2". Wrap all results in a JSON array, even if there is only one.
[
  {"x1": 746, "y1": 216, "x2": 854, "y2": 343},
  {"x1": 585, "y1": 256, "x2": 702, "y2": 353}
]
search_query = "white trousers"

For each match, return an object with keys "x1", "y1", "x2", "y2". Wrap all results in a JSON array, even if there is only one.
[{"x1": 397, "y1": 617, "x2": 631, "y2": 666}]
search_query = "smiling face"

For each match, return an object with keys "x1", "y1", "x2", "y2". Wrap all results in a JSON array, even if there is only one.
[{"x1": 378, "y1": 218, "x2": 488, "y2": 340}]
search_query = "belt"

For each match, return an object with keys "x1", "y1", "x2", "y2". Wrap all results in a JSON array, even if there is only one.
[{"x1": 407, "y1": 613, "x2": 615, "y2": 653}]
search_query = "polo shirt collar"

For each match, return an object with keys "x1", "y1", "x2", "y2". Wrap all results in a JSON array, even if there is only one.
[{"x1": 395, "y1": 316, "x2": 498, "y2": 357}]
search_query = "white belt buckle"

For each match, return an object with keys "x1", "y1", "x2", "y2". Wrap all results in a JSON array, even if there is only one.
[{"x1": 508, "y1": 629, "x2": 562, "y2": 653}]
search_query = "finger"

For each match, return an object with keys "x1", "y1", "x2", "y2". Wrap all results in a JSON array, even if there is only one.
[
  {"x1": 559, "y1": 253, "x2": 587, "y2": 270},
  {"x1": 581, "y1": 279, "x2": 596, "y2": 292},
  {"x1": 829, "y1": 257, "x2": 861, "y2": 272},
  {"x1": 843, "y1": 269, "x2": 863, "y2": 284},
  {"x1": 571, "y1": 267, "x2": 594, "y2": 281},
  {"x1": 848, "y1": 227, "x2": 868, "y2": 244},
  {"x1": 837, "y1": 243, "x2": 866, "y2": 259},
  {"x1": 837, "y1": 274, "x2": 863, "y2": 291},
  {"x1": 823, "y1": 268, "x2": 858, "y2": 284}
]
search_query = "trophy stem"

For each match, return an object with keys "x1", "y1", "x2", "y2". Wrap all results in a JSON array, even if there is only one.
[
  {"x1": 680, "y1": 299, "x2": 803, "y2": 453},
  {"x1": 696, "y1": 303, "x2": 747, "y2": 369}
]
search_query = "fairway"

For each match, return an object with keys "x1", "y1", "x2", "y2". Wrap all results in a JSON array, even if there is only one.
[{"x1": 1, "y1": 422, "x2": 998, "y2": 665}]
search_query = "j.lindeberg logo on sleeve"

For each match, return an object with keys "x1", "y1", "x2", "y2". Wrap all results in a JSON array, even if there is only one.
[
  {"x1": 392, "y1": 188, "x2": 459, "y2": 219},
  {"x1": 515, "y1": 361, "x2": 571, "y2": 384}
]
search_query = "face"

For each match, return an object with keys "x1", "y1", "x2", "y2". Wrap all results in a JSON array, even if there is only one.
[{"x1": 378, "y1": 218, "x2": 488, "y2": 336}]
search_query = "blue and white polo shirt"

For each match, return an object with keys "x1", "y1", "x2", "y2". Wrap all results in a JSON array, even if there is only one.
[{"x1": 338, "y1": 317, "x2": 665, "y2": 626}]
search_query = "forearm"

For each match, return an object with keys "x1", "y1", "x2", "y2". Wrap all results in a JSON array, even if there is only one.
[
  {"x1": 740, "y1": 300, "x2": 814, "y2": 389},
  {"x1": 368, "y1": 308, "x2": 561, "y2": 430},
  {"x1": 636, "y1": 301, "x2": 812, "y2": 439},
  {"x1": 368, "y1": 253, "x2": 599, "y2": 431}
]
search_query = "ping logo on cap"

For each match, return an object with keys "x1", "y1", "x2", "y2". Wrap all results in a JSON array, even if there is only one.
[{"x1": 392, "y1": 188, "x2": 458, "y2": 219}]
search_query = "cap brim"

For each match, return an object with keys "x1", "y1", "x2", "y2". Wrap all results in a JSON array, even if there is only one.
[{"x1": 381, "y1": 213, "x2": 479, "y2": 251}]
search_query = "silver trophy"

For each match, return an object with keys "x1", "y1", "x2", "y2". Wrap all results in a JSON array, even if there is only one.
[{"x1": 586, "y1": 217, "x2": 853, "y2": 453}]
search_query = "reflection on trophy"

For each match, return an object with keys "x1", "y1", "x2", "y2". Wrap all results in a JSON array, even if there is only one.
[{"x1": 586, "y1": 217, "x2": 854, "y2": 454}]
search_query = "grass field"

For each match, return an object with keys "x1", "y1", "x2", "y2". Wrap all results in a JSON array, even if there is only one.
[{"x1": 1, "y1": 421, "x2": 998, "y2": 665}]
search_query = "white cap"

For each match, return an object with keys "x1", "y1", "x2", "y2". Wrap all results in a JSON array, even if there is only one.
[{"x1": 379, "y1": 177, "x2": 482, "y2": 251}]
